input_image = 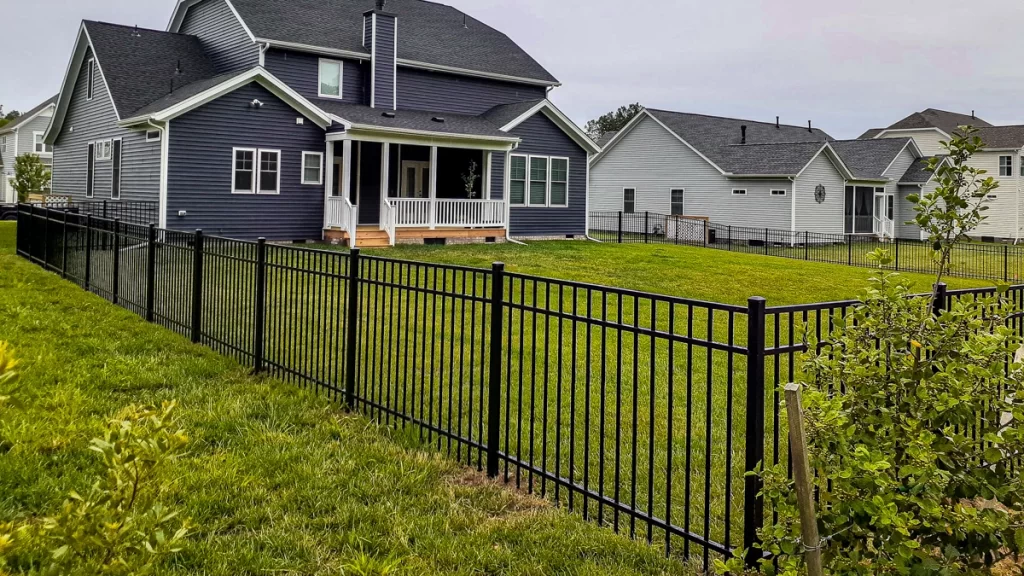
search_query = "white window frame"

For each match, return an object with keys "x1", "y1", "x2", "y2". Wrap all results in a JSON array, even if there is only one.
[
  {"x1": 508, "y1": 154, "x2": 570, "y2": 208},
  {"x1": 732, "y1": 189, "x2": 748, "y2": 196},
  {"x1": 999, "y1": 155, "x2": 1013, "y2": 177},
  {"x1": 95, "y1": 139, "x2": 112, "y2": 161},
  {"x1": 33, "y1": 131, "x2": 52, "y2": 156},
  {"x1": 318, "y1": 58, "x2": 344, "y2": 100},
  {"x1": 623, "y1": 187, "x2": 636, "y2": 213},
  {"x1": 146, "y1": 130, "x2": 161, "y2": 142},
  {"x1": 0, "y1": 136, "x2": 7, "y2": 154},
  {"x1": 231, "y1": 147, "x2": 258, "y2": 194},
  {"x1": 86, "y1": 58, "x2": 95, "y2": 101},
  {"x1": 770, "y1": 189, "x2": 787, "y2": 197},
  {"x1": 670, "y1": 188, "x2": 684, "y2": 215},
  {"x1": 301, "y1": 151, "x2": 324, "y2": 185},
  {"x1": 110, "y1": 137, "x2": 123, "y2": 200},
  {"x1": 86, "y1": 142, "x2": 96, "y2": 199},
  {"x1": 256, "y1": 149, "x2": 282, "y2": 195}
]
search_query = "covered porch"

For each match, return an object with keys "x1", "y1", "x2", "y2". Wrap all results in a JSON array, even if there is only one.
[{"x1": 323, "y1": 130, "x2": 515, "y2": 247}]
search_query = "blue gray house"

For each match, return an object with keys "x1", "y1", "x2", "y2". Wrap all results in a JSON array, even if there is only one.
[
  {"x1": 1, "y1": 96, "x2": 57, "y2": 203},
  {"x1": 45, "y1": 0, "x2": 599, "y2": 246}
]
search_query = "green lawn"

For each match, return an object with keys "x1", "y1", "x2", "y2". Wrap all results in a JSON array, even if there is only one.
[
  {"x1": 349, "y1": 240, "x2": 990, "y2": 306},
  {"x1": 0, "y1": 221, "x2": 690, "y2": 575}
]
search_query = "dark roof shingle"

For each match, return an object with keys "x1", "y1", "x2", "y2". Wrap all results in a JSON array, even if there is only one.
[
  {"x1": 85, "y1": 21, "x2": 218, "y2": 118},
  {"x1": 900, "y1": 156, "x2": 944, "y2": 184},
  {"x1": 479, "y1": 99, "x2": 543, "y2": 128},
  {"x1": 0, "y1": 95, "x2": 57, "y2": 135},
  {"x1": 714, "y1": 141, "x2": 828, "y2": 176},
  {"x1": 830, "y1": 138, "x2": 913, "y2": 180},
  {"x1": 886, "y1": 108, "x2": 992, "y2": 134},
  {"x1": 228, "y1": 0, "x2": 558, "y2": 84}
]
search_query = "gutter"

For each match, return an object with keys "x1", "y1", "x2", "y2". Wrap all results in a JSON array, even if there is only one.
[{"x1": 146, "y1": 120, "x2": 169, "y2": 229}]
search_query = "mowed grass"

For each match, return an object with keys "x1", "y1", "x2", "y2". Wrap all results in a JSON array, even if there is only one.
[
  {"x1": 348, "y1": 240, "x2": 991, "y2": 306},
  {"x1": 0, "y1": 221, "x2": 690, "y2": 576}
]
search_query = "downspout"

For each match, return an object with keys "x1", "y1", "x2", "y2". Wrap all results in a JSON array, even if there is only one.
[
  {"x1": 585, "y1": 152, "x2": 601, "y2": 242},
  {"x1": 258, "y1": 42, "x2": 270, "y2": 67},
  {"x1": 1016, "y1": 149, "x2": 1021, "y2": 244},
  {"x1": 788, "y1": 175, "x2": 797, "y2": 246},
  {"x1": 147, "y1": 119, "x2": 169, "y2": 229}
]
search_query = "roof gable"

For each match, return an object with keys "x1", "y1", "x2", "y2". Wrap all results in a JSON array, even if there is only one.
[
  {"x1": 830, "y1": 138, "x2": 918, "y2": 180},
  {"x1": 0, "y1": 96, "x2": 56, "y2": 135},
  {"x1": 887, "y1": 108, "x2": 992, "y2": 134},
  {"x1": 168, "y1": 0, "x2": 558, "y2": 85},
  {"x1": 486, "y1": 99, "x2": 599, "y2": 154}
]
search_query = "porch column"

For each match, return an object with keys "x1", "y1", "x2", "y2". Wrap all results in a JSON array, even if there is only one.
[
  {"x1": 380, "y1": 143, "x2": 390, "y2": 231},
  {"x1": 342, "y1": 140, "x2": 353, "y2": 204},
  {"x1": 324, "y1": 141, "x2": 334, "y2": 229},
  {"x1": 429, "y1": 146, "x2": 438, "y2": 229}
]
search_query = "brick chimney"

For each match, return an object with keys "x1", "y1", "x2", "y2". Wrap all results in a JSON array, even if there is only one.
[{"x1": 364, "y1": 4, "x2": 397, "y2": 110}]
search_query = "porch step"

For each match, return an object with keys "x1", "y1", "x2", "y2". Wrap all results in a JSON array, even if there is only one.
[{"x1": 396, "y1": 227, "x2": 505, "y2": 240}]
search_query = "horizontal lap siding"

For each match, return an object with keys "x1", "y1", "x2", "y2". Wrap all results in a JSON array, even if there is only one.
[
  {"x1": 14, "y1": 113, "x2": 54, "y2": 156},
  {"x1": 896, "y1": 184, "x2": 925, "y2": 239},
  {"x1": 879, "y1": 130, "x2": 946, "y2": 157},
  {"x1": 794, "y1": 152, "x2": 845, "y2": 234},
  {"x1": 507, "y1": 113, "x2": 588, "y2": 236},
  {"x1": 589, "y1": 116, "x2": 792, "y2": 229},
  {"x1": 372, "y1": 16, "x2": 396, "y2": 110},
  {"x1": 972, "y1": 151, "x2": 1020, "y2": 239},
  {"x1": 883, "y1": 147, "x2": 917, "y2": 238},
  {"x1": 490, "y1": 152, "x2": 504, "y2": 200},
  {"x1": 396, "y1": 67, "x2": 546, "y2": 115},
  {"x1": 265, "y1": 48, "x2": 366, "y2": 105},
  {"x1": 167, "y1": 83, "x2": 326, "y2": 240},
  {"x1": 53, "y1": 48, "x2": 160, "y2": 203},
  {"x1": 179, "y1": 0, "x2": 259, "y2": 73}
]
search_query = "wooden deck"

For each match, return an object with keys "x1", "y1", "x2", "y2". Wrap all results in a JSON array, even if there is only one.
[{"x1": 325, "y1": 226, "x2": 506, "y2": 248}]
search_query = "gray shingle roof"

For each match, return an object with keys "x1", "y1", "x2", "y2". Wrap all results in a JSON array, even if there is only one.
[
  {"x1": 127, "y1": 70, "x2": 250, "y2": 119},
  {"x1": 970, "y1": 126, "x2": 1024, "y2": 149},
  {"x1": 886, "y1": 108, "x2": 992, "y2": 134},
  {"x1": 0, "y1": 95, "x2": 57, "y2": 135},
  {"x1": 479, "y1": 99, "x2": 543, "y2": 128},
  {"x1": 85, "y1": 21, "x2": 218, "y2": 118},
  {"x1": 859, "y1": 128, "x2": 883, "y2": 139},
  {"x1": 830, "y1": 138, "x2": 912, "y2": 180},
  {"x1": 595, "y1": 130, "x2": 618, "y2": 148},
  {"x1": 900, "y1": 156, "x2": 944, "y2": 184},
  {"x1": 645, "y1": 109, "x2": 831, "y2": 175},
  {"x1": 315, "y1": 100, "x2": 514, "y2": 139},
  {"x1": 229, "y1": 0, "x2": 557, "y2": 84}
]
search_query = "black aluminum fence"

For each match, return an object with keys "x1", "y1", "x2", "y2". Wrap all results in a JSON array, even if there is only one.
[
  {"x1": 590, "y1": 210, "x2": 1024, "y2": 283},
  {"x1": 29, "y1": 199, "x2": 159, "y2": 227},
  {"x1": 14, "y1": 204, "x2": 1024, "y2": 571}
]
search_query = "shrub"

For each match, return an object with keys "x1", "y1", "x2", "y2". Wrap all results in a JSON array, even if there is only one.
[{"x1": 11, "y1": 155, "x2": 51, "y2": 202}]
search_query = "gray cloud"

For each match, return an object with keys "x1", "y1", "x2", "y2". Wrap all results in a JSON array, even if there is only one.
[{"x1": 3, "y1": 0, "x2": 1023, "y2": 138}]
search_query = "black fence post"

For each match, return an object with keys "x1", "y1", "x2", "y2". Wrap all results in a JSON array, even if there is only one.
[
  {"x1": 84, "y1": 215, "x2": 92, "y2": 291},
  {"x1": 804, "y1": 231, "x2": 809, "y2": 261},
  {"x1": 644, "y1": 211, "x2": 650, "y2": 244},
  {"x1": 487, "y1": 261, "x2": 506, "y2": 478},
  {"x1": 61, "y1": 210, "x2": 69, "y2": 278},
  {"x1": 702, "y1": 221, "x2": 708, "y2": 248},
  {"x1": 191, "y1": 230, "x2": 204, "y2": 344},
  {"x1": 764, "y1": 228, "x2": 769, "y2": 255},
  {"x1": 43, "y1": 207, "x2": 49, "y2": 269},
  {"x1": 617, "y1": 211, "x2": 623, "y2": 244},
  {"x1": 744, "y1": 296, "x2": 767, "y2": 568},
  {"x1": 145, "y1": 224, "x2": 157, "y2": 322},
  {"x1": 728, "y1": 225, "x2": 732, "y2": 250},
  {"x1": 895, "y1": 238, "x2": 901, "y2": 271},
  {"x1": 344, "y1": 248, "x2": 361, "y2": 408},
  {"x1": 253, "y1": 237, "x2": 267, "y2": 373},
  {"x1": 847, "y1": 237, "x2": 853, "y2": 266},
  {"x1": 1004, "y1": 244, "x2": 1009, "y2": 282},
  {"x1": 112, "y1": 218, "x2": 121, "y2": 305},
  {"x1": 932, "y1": 282, "x2": 947, "y2": 317},
  {"x1": 102, "y1": 200, "x2": 108, "y2": 220}
]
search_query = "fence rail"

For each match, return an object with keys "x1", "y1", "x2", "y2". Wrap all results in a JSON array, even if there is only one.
[
  {"x1": 14, "y1": 204, "x2": 1024, "y2": 571},
  {"x1": 589, "y1": 210, "x2": 1024, "y2": 283}
]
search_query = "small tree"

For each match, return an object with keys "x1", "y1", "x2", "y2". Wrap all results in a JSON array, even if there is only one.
[
  {"x1": 462, "y1": 160, "x2": 480, "y2": 199},
  {"x1": 718, "y1": 128, "x2": 1024, "y2": 574},
  {"x1": 585, "y1": 103, "x2": 643, "y2": 141},
  {"x1": 12, "y1": 154, "x2": 51, "y2": 202}
]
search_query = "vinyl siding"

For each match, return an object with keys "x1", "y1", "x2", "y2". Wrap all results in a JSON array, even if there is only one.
[
  {"x1": 371, "y1": 14, "x2": 396, "y2": 109},
  {"x1": 490, "y1": 153, "x2": 504, "y2": 200},
  {"x1": 881, "y1": 146, "x2": 917, "y2": 236},
  {"x1": 264, "y1": 48, "x2": 367, "y2": 104},
  {"x1": 590, "y1": 115, "x2": 794, "y2": 230},
  {"x1": 506, "y1": 112, "x2": 588, "y2": 237},
  {"x1": 878, "y1": 129, "x2": 947, "y2": 156},
  {"x1": 52, "y1": 48, "x2": 160, "y2": 203},
  {"x1": 396, "y1": 67, "x2": 547, "y2": 115},
  {"x1": 793, "y1": 151, "x2": 846, "y2": 234},
  {"x1": 0, "y1": 133, "x2": 17, "y2": 181},
  {"x1": 14, "y1": 112, "x2": 54, "y2": 156},
  {"x1": 896, "y1": 184, "x2": 927, "y2": 240},
  {"x1": 970, "y1": 151, "x2": 1022, "y2": 239},
  {"x1": 178, "y1": 0, "x2": 259, "y2": 74},
  {"x1": 167, "y1": 83, "x2": 326, "y2": 240}
]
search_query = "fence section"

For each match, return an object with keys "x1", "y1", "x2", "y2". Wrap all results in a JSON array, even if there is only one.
[{"x1": 590, "y1": 211, "x2": 1024, "y2": 283}]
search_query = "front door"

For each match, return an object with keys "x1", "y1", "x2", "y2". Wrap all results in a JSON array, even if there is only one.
[{"x1": 401, "y1": 161, "x2": 430, "y2": 198}]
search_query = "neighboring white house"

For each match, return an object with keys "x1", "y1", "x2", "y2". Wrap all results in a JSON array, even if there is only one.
[
  {"x1": 589, "y1": 108, "x2": 928, "y2": 240},
  {"x1": 862, "y1": 109, "x2": 1024, "y2": 241},
  {"x1": 0, "y1": 96, "x2": 57, "y2": 203}
]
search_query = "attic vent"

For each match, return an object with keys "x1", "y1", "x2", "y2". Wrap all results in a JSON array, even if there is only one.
[
  {"x1": 431, "y1": 117, "x2": 446, "y2": 123},
  {"x1": 131, "y1": 25, "x2": 142, "y2": 38},
  {"x1": 807, "y1": 120, "x2": 813, "y2": 133},
  {"x1": 776, "y1": 116, "x2": 780, "y2": 129},
  {"x1": 382, "y1": 112, "x2": 396, "y2": 118},
  {"x1": 740, "y1": 125, "x2": 747, "y2": 144},
  {"x1": 376, "y1": 0, "x2": 386, "y2": 9}
]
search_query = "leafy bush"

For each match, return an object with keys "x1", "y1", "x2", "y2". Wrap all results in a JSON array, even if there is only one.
[
  {"x1": 12, "y1": 155, "x2": 51, "y2": 202},
  {"x1": 1, "y1": 398, "x2": 190, "y2": 575},
  {"x1": 718, "y1": 129, "x2": 1024, "y2": 574}
]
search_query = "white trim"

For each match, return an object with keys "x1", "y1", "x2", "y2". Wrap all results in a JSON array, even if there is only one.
[
  {"x1": 32, "y1": 131, "x2": 53, "y2": 156},
  {"x1": 120, "y1": 67, "x2": 332, "y2": 129},
  {"x1": 594, "y1": 110, "x2": 730, "y2": 175},
  {"x1": 317, "y1": 58, "x2": 344, "y2": 99},
  {"x1": 86, "y1": 58, "x2": 95, "y2": 101},
  {"x1": 110, "y1": 137, "x2": 123, "y2": 199},
  {"x1": 95, "y1": 139, "x2": 113, "y2": 161},
  {"x1": 256, "y1": 149, "x2": 282, "y2": 195},
  {"x1": 789, "y1": 177, "x2": 797, "y2": 233},
  {"x1": 549, "y1": 156, "x2": 570, "y2": 207},
  {"x1": 301, "y1": 151, "x2": 324, "y2": 185},
  {"x1": 45, "y1": 23, "x2": 122, "y2": 143},
  {"x1": 86, "y1": 141, "x2": 95, "y2": 199},
  {"x1": 879, "y1": 139, "x2": 922, "y2": 177},
  {"x1": 258, "y1": 39, "x2": 370, "y2": 62},
  {"x1": 224, "y1": 0, "x2": 256, "y2": 41},
  {"x1": 146, "y1": 130, "x2": 161, "y2": 142},
  {"x1": 0, "y1": 103, "x2": 56, "y2": 137},
  {"x1": 794, "y1": 143, "x2": 856, "y2": 180},
  {"x1": 669, "y1": 188, "x2": 685, "y2": 216},
  {"x1": 152, "y1": 120, "x2": 169, "y2": 228},
  {"x1": 370, "y1": 14, "x2": 377, "y2": 109},
  {"x1": 355, "y1": 141, "x2": 362, "y2": 201},
  {"x1": 484, "y1": 151, "x2": 492, "y2": 200},
  {"x1": 498, "y1": 99, "x2": 600, "y2": 154},
  {"x1": 167, "y1": 0, "x2": 256, "y2": 41},
  {"x1": 999, "y1": 155, "x2": 1013, "y2": 177},
  {"x1": 428, "y1": 146, "x2": 437, "y2": 228},
  {"x1": 231, "y1": 147, "x2": 257, "y2": 194},
  {"x1": 732, "y1": 189, "x2": 748, "y2": 196},
  {"x1": 342, "y1": 140, "x2": 352, "y2": 202},
  {"x1": 393, "y1": 18, "x2": 398, "y2": 111},
  {"x1": 327, "y1": 126, "x2": 517, "y2": 151},
  {"x1": 770, "y1": 189, "x2": 787, "y2": 197},
  {"x1": 872, "y1": 127, "x2": 952, "y2": 140},
  {"x1": 396, "y1": 58, "x2": 558, "y2": 87},
  {"x1": 622, "y1": 187, "x2": 636, "y2": 213}
]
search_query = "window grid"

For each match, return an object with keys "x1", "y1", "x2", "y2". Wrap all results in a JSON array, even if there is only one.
[
  {"x1": 670, "y1": 189, "x2": 684, "y2": 215},
  {"x1": 1000, "y1": 156, "x2": 1013, "y2": 177},
  {"x1": 302, "y1": 152, "x2": 323, "y2": 185},
  {"x1": 732, "y1": 189, "x2": 747, "y2": 196},
  {"x1": 623, "y1": 188, "x2": 636, "y2": 213},
  {"x1": 509, "y1": 154, "x2": 569, "y2": 207}
]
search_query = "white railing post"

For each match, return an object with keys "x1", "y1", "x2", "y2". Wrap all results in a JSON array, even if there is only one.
[{"x1": 429, "y1": 146, "x2": 438, "y2": 230}]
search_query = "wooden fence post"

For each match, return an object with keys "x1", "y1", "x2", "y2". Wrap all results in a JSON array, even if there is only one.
[{"x1": 784, "y1": 383, "x2": 825, "y2": 576}]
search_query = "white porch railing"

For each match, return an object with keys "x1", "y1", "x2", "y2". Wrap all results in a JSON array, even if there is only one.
[
  {"x1": 326, "y1": 196, "x2": 359, "y2": 246},
  {"x1": 390, "y1": 198, "x2": 506, "y2": 229},
  {"x1": 381, "y1": 196, "x2": 397, "y2": 246}
]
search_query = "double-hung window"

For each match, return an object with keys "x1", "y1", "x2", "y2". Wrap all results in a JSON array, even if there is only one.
[
  {"x1": 0, "y1": 136, "x2": 6, "y2": 153},
  {"x1": 33, "y1": 132, "x2": 52, "y2": 155},
  {"x1": 623, "y1": 188, "x2": 636, "y2": 213},
  {"x1": 1000, "y1": 155, "x2": 1013, "y2": 177},
  {"x1": 670, "y1": 189, "x2": 684, "y2": 215},
  {"x1": 232, "y1": 148, "x2": 281, "y2": 194},
  {"x1": 111, "y1": 139, "x2": 122, "y2": 199},
  {"x1": 318, "y1": 59, "x2": 343, "y2": 99},
  {"x1": 509, "y1": 154, "x2": 570, "y2": 207},
  {"x1": 302, "y1": 151, "x2": 323, "y2": 185}
]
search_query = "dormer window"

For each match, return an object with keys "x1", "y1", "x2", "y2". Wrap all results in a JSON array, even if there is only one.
[{"x1": 318, "y1": 59, "x2": 343, "y2": 99}]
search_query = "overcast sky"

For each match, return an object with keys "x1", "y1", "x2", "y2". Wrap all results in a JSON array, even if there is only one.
[{"x1": 4, "y1": 0, "x2": 1024, "y2": 139}]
